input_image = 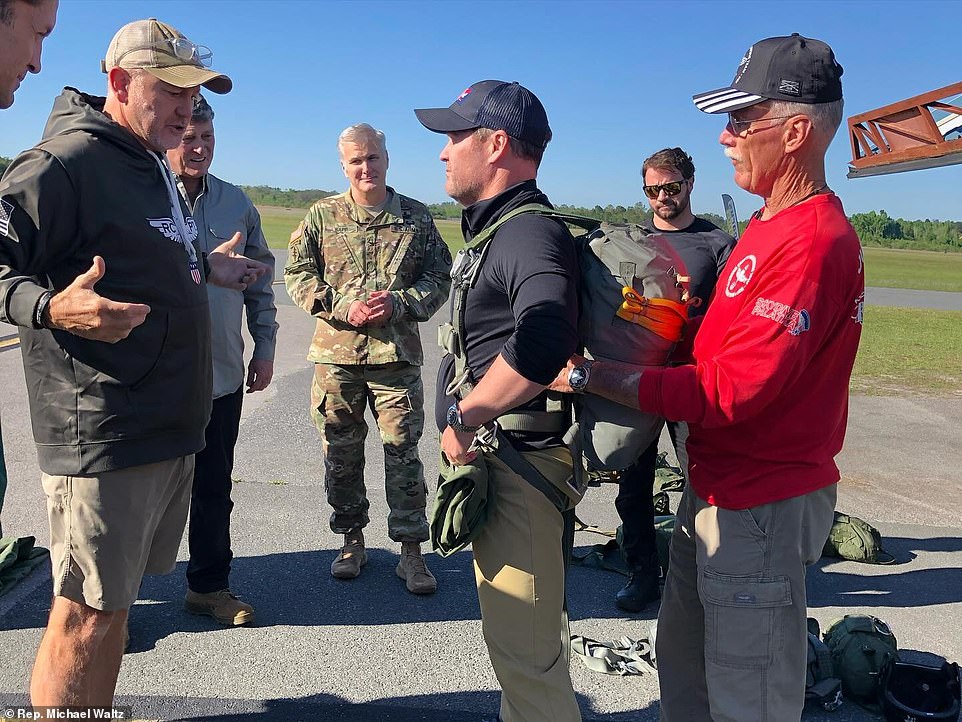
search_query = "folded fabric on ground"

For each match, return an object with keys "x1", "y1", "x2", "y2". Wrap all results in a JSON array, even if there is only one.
[{"x1": 0, "y1": 536, "x2": 49, "y2": 597}]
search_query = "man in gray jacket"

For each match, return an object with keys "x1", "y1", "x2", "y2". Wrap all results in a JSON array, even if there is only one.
[
  {"x1": 168, "y1": 95, "x2": 278, "y2": 626},
  {"x1": 0, "y1": 18, "x2": 267, "y2": 707}
]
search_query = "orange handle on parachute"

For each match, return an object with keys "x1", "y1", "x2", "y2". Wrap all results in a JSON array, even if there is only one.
[{"x1": 616, "y1": 287, "x2": 689, "y2": 342}]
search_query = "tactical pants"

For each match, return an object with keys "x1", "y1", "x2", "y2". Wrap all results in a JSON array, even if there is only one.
[
  {"x1": 614, "y1": 439, "x2": 659, "y2": 572},
  {"x1": 656, "y1": 482, "x2": 837, "y2": 722},
  {"x1": 616, "y1": 421, "x2": 688, "y2": 571},
  {"x1": 311, "y1": 361, "x2": 428, "y2": 542},
  {"x1": 473, "y1": 446, "x2": 581, "y2": 722}
]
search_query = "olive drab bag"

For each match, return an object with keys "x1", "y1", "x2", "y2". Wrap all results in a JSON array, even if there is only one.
[
  {"x1": 806, "y1": 618, "x2": 844, "y2": 711},
  {"x1": 439, "y1": 204, "x2": 691, "y2": 490},
  {"x1": 652, "y1": 451, "x2": 685, "y2": 515},
  {"x1": 824, "y1": 615, "x2": 900, "y2": 710},
  {"x1": 822, "y1": 512, "x2": 896, "y2": 564}
]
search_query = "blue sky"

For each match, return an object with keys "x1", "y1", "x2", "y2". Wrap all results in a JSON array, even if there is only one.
[{"x1": 4, "y1": 0, "x2": 960, "y2": 221}]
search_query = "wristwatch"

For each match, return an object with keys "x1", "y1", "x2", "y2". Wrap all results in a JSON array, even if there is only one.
[
  {"x1": 567, "y1": 360, "x2": 594, "y2": 393},
  {"x1": 446, "y1": 401, "x2": 481, "y2": 434}
]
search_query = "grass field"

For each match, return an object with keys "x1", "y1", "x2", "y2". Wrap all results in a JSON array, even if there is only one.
[
  {"x1": 854, "y1": 306, "x2": 962, "y2": 395},
  {"x1": 259, "y1": 206, "x2": 461, "y2": 252},
  {"x1": 862, "y1": 247, "x2": 962, "y2": 293},
  {"x1": 259, "y1": 205, "x2": 306, "y2": 249},
  {"x1": 260, "y1": 206, "x2": 962, "y2": 293},
  {"x1": 258, "y1": 205, "x2": 962, "y2": 396}
]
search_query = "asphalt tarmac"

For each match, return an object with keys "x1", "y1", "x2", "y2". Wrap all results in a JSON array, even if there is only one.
[{"x1": 0, "y1": 266, "x2": 960, "y2": 721}]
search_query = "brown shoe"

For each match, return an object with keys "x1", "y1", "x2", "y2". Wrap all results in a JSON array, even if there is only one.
[
  {"x1": 331, "y1": 530, "x2": 367, "y2": 579},
  {"x1": 396, "y1": 542, "x2": 437, "y2": 595},
  {"x1": 184, "y1": 588, "x2": 255, "y2": 626}
]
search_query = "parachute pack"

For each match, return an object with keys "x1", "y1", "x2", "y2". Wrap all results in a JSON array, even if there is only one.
[
  {"x1": 823, "y1": 614, "x2": 900, "y2": 710},
  {"x1": 439, "y1": 204, "x2": 691, "y2": 484}
]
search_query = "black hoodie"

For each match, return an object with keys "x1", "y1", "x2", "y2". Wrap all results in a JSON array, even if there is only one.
[{"x1": 0, "y1": 88, "x2": 212, "y2": 475}]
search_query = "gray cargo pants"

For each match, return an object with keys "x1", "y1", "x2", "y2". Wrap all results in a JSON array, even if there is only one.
[{"x1": 656, "y1": 482, "x2": 837, "y2": 722}]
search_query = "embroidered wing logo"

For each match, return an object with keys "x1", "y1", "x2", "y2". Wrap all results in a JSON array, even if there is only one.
[
  {"x1": 184, "y1": 216, "x2": 198, "y2": 243},
  {"x1": 148, "y1": 217, "x2": 199, "y2": 245},
  {"x1": 148, "y1": 217, "x2": 180, "y2": 242}
]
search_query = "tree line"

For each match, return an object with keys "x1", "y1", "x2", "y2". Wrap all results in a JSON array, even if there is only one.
[
  {"x1": 848, "y1": 210, "x2": 962, "y2": 251},
  {"x1": 1, "y1": 158, "x2": 959, "y2": 252}
]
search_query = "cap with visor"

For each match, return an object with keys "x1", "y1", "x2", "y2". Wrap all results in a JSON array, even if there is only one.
[
  {"x1": 692, "y1": 33, "x2": 842, "y2": 114},
  {"x1": 415, "y1": 80, "x2": 551, "y2": 149},
  {"x1": 102, "y1": 18, "x2": 232, "y2": 95}
]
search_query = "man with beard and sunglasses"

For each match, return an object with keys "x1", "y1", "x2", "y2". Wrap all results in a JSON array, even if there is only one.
[{"x1": 611, "y1": 147, "x2": 735, "y2": 613}]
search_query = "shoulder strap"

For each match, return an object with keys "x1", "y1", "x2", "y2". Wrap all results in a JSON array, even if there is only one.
[
  {"x1": 464, "y1": 203, "x2": 600, "y2": 252},
  {"x1": 442, "y1": 204, "x2": 599, "y2": 399}
]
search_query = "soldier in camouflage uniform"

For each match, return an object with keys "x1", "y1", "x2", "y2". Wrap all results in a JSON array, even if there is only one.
[{"x1": 284, "y1": 123, "x2": 452, "y2": 594}]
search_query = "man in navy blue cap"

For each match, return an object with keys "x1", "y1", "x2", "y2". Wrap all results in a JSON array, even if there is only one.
[
  {"x1": 551, "y1": 34, "x2": 862, "y2": 721},
  {"x1": 416, "y1": 81, "x2": 583, "y2": 722}
]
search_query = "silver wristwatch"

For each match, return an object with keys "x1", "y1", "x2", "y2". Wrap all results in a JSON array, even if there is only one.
[
  {"x1": 446, "y1": 401, "x2": 481, "y2": 433},
  {"x1": 567, "y1": 360, "x2": 594, "y2": 393}
]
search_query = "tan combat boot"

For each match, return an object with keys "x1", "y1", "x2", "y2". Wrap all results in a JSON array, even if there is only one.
[
  {"x1": 331, "y1": 529, "x2": 367, "y2": 579},
  {"x1": 396, "y1": 541, "x2": 437, "y2": 594},
  {"x1": 184, "y1": 588, "x2": 255, "y2": 626}
]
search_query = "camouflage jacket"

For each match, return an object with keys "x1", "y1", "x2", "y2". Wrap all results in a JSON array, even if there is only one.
[{"x1": 284, "y1": 188, "x2": 452, "y2": 365}]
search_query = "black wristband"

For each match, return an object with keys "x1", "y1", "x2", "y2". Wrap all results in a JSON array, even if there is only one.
[
  {"x1": 201, "y1": 252, "x2": 211, "y2": 280},
  {"x1": 34, "y1": 290, "x2": 53, "y2": 329}
]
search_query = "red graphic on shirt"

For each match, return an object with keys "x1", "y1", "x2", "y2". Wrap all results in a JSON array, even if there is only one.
[{"x1": 725, "y1": 254, "x2": 757, "y2": 298}]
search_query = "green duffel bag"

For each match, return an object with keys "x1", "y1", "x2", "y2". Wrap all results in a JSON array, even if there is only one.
[{"x1": 822, "y1": 512, "x2": 896, "y2": 564}]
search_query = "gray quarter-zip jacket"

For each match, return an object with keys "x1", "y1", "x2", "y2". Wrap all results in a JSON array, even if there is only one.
[{"x1": 177, "y1": 174, "x2": 277, "y2": 399}]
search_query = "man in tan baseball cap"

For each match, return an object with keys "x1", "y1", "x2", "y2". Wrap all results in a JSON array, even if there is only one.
[
  {"x1": 102, "y1": 17, "x2": 231, "y2": 94},
  {"x1": 0, "y1": 16, "x2": 269, "y2": 710}
]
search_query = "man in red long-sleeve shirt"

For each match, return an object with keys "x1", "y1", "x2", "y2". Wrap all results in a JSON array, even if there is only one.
[{"x1": 553, "y1": 34, "x2": 862, "y2": 721}]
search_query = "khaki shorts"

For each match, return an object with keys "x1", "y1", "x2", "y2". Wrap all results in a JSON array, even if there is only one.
[{"x1": 42, "y1": 456, "x2": 194, "y2": 611}]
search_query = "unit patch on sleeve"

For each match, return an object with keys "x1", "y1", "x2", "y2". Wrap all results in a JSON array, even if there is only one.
[{"x1": 0, "y1": 198, "x2": 14, "y2": 237}]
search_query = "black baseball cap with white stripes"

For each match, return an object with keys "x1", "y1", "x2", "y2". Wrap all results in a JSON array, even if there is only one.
[{"x1": 693, "y1": 33, "x2": 843, "y2": 114}]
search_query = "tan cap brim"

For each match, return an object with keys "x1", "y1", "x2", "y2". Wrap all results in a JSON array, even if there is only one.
[{"x1": 144, "y1": 65, "x2": 232, "y2": 94}]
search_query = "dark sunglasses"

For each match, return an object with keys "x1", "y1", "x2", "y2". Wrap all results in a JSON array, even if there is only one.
[{"x1": 643, "y1": 180, "x2": 687, "y2": 200}]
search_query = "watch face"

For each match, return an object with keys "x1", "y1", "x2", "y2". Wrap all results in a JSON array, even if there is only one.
[
  {"x1": 446, "y1": 403, "x2": 459, "y2": 427},
  {"x1": 569, "y1": 367, "x2": 587, "y2": 389}
]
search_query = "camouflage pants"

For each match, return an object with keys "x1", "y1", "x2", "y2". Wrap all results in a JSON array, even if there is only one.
[{"x1": 311, "y1": 361, "x2": 428, "y2": 542}]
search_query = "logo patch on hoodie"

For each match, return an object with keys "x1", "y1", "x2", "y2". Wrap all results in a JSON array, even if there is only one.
[
  {"x1": 0, "y1": 198, "x2": 14, "y2": 237},
  {"x1": 148, "y1": 216, "x2": 198, "y2": 245}
]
